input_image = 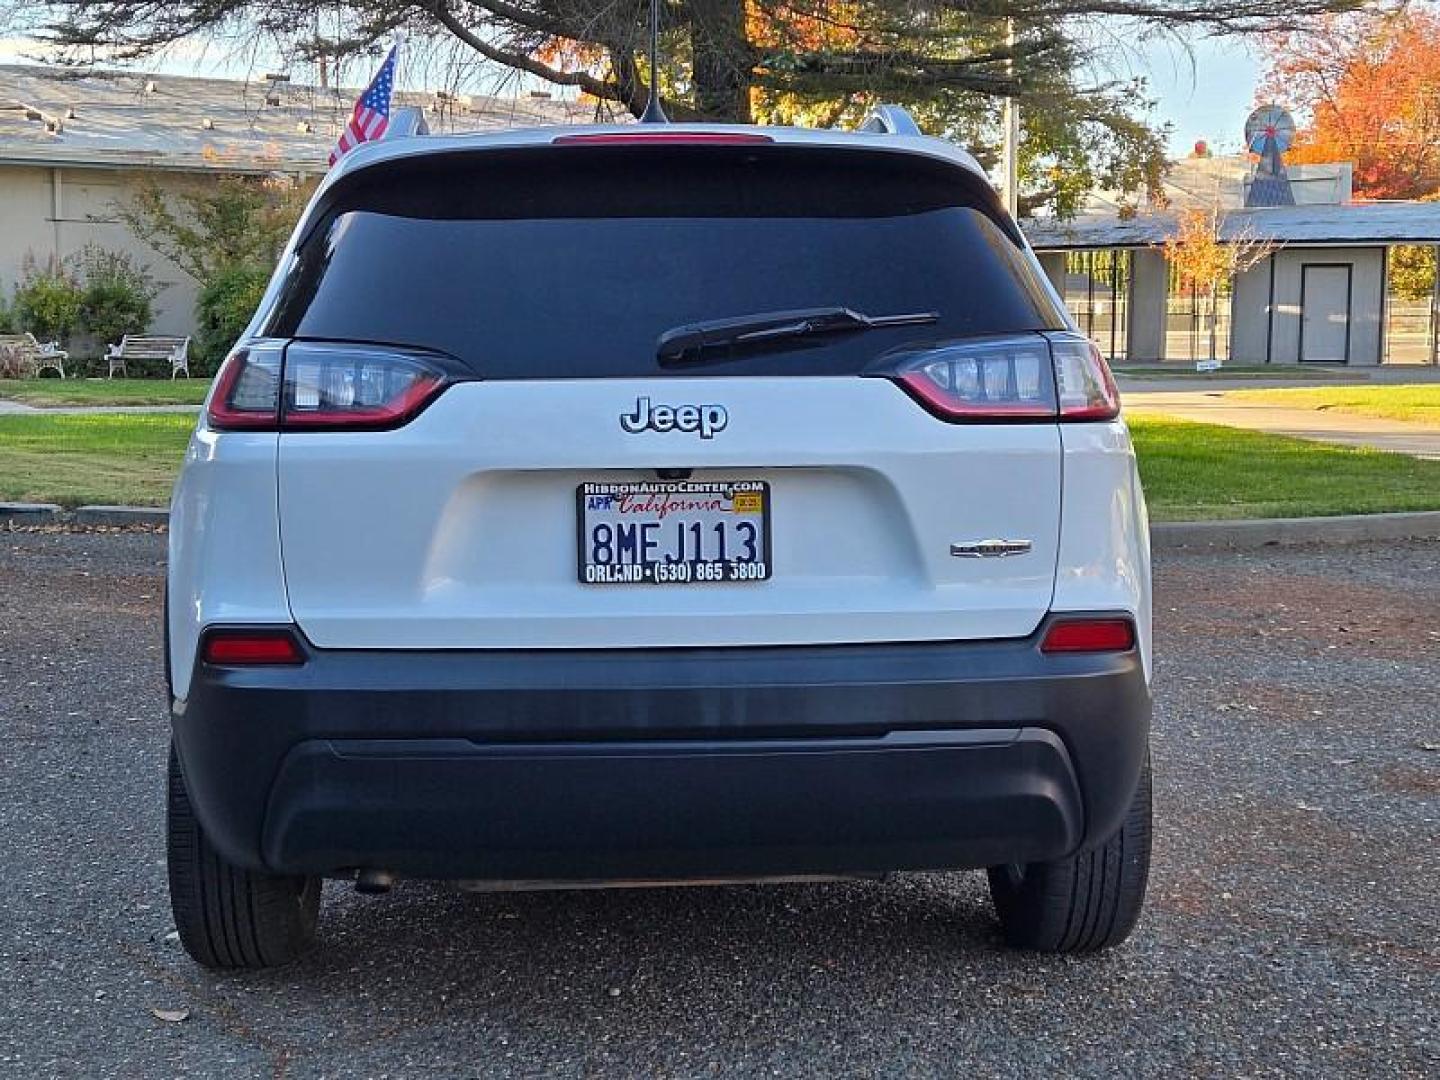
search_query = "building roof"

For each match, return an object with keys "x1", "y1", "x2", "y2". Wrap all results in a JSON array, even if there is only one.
[
  {"x1": 1024, "y1": 201, "x2": 1440, "y2": 251},
  {"x1": 0, "y1": 63, "x2": 605, "y2": 173}
]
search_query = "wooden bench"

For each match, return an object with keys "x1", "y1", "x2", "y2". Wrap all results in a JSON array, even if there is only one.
[
  {"x1": 0, "y1": 332, "x2": 67, "y2": 379},
  {"x1": 106, "y1": 334, "x2": 191, "y2": 379}
]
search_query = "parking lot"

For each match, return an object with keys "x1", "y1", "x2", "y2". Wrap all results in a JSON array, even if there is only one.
[{"x1": 1, "y1": 530, "x2": 1436, "y2": 1077}]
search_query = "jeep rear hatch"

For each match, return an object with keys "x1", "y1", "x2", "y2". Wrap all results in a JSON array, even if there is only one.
[{"x1": 260, "y1": 143, "x2": 1073, "y2": 649}]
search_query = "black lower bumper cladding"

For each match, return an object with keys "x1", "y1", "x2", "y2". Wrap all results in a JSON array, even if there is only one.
[{"x1": 173, "y1": 619, "x2": 1150, "y2": 880}]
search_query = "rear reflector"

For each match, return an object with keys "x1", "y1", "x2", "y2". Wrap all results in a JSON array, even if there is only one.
[
  {"x1": 1040, "y1": 618, "x2": 1136, "y2": 654},
  {"x1": 552, "y1": 132, "x2": 774, "y2": 145},
  {"x1": 201, "y1": 628, "x2": 306, "y2": 665}
]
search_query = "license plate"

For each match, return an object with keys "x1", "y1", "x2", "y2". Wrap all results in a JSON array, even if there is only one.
[{"x1": 577, "y1": 481, "x2": 771, "y2": 585}]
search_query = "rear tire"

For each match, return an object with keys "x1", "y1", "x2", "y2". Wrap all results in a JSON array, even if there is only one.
[
  {"x1": 987, "y1": 756, "x2": 1152, "y2": 952},
  {"x1": 167, "y1": 743, "x2": 321, "y2": 969}
]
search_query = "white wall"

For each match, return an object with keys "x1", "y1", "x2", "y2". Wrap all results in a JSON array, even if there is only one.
[
  {"x1": 0, "y1": 163, "x2": 202, "y2": 345},
  {"x1": 0, "y1": 166, "x2": 61, "y2": 296}
]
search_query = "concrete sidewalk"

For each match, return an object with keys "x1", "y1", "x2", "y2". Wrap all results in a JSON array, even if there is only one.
[
  {"x1": 1125, "y1": 390, "x2": 1440, "y2": 460},
  {"x1": 1114, "y1": 365, "x2": 1440, "y2": 395},
  {"x1": 0, "y1": 399, "x2": 200, "y2": 415}
]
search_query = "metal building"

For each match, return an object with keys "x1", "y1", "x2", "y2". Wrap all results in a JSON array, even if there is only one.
[{"x1": 1023, "y1": 156, "x2": 1440, "y2": 366}]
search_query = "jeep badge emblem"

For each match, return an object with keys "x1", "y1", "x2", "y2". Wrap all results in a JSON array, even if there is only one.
[
  {"x1": 950, "y1": 538, "x2": 1033, "y2": 558},
  {"x1": 620, "y1": 397, "x2": 728, "y2": 439}
]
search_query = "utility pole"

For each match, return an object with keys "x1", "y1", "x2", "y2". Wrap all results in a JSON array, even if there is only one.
[
  {"x1": 1432, "y1": 242, "x2": 1439, "y2": 365},
  {"x1": 1002, "y1": 17, "x2": 1020, "y2": 219}
]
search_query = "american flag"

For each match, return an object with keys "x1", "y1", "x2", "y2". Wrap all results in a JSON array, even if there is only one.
[{"x1": 329, "y1": 45, "x2": 398, "y2": 165}]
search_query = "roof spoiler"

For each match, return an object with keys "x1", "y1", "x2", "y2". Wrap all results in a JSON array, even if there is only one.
[
  {"x1": 384, "y1": 106, "x2": 430, "y2": 140},
  {"x1": 857, "y1": 105, "x2": 921, "y2": 136}
]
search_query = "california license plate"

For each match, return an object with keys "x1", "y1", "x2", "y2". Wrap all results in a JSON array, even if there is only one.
[{"x1": 577, "y1": 481, "x2": 771, "y2": 585}]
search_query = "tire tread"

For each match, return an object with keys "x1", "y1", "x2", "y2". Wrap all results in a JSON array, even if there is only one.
[
  {"x1": 167, "y1": 745, "x2": 319, "y2": 969},
  {"x1": 987, "y1": 756, "x2": 1152, "y2": 953}
]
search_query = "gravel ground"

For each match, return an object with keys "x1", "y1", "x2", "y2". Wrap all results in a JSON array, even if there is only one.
[{"x1": 0, "y1": 530, "x2": 1436, "y2": 1078}]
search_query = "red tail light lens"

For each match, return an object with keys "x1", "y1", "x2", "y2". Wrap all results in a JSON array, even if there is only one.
[
  {"x1": 201, "y1": 628, "x2": 306, "y2": 665},
  {"x1": 281, "y1": 343, "x2": 450, "y2": 430},
  {"x1": 1050, "y1": 336, "x2": 1121, "y2": 420},
  {"x1": 876, "y1": 332, "x2": 1121, "y2": 423},
  {"x1": 886, "y1": 335, "x2": 1058, "y2": 420},
  {"x1": 207, "y1": 345, "x2": 283, "y2": 430},
  {"x1": 1041, "y1": 617, "x2": 1136, "y2": 654},
  {"x1": 207, "y1": 343, "x2": 454, "y2": 432}
]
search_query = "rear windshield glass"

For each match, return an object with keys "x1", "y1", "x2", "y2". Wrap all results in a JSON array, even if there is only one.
[{"x1": 267, "y1": 146, "x2": 1064, "y2": 378}]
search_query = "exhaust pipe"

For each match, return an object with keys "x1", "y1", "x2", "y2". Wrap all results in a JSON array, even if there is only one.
[{"x1": 355, "y1": 869, "x2": 395, "y2": 895}]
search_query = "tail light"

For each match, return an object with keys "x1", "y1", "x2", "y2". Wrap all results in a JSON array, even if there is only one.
[
  {"x1": 200, "y1": 627, "x2": 306, "y2": 665},
  {"x1": 874, "y1": 331, "x2": 1120, "y2": 422},
  {"x1": 281, "y1": 343, "x2": 449, "y2": 429},
  {"x1": 887, "y1": 335, "x2": 1057, "y2": 420},
  {"x1": 1041, "y1": 617, "x2": 1136, "y2": 654},
  {"x1": 207, "y1": 342, "x2": 454, "y2": 432},
  {"x1": 1050, "y1": 337, "x2": 1121, "y2": 420},
  {"x1": 207, "y1": 343, "x2": 285, "y2": 430}
]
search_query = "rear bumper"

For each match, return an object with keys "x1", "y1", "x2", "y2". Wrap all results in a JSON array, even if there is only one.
[
  {"x1": 262, "y1": 730, "x2": 1082, "y2": 879},
  {"x1": 173, "y1": 622, "x2": 1150, "y2": 880}
]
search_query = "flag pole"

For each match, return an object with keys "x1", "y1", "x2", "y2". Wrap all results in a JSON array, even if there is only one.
[{"x1": 391, "y1": 29, "x2": 405, "y2": 88}]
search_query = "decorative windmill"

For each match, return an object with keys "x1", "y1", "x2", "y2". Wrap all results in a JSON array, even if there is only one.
[{"x1": 1244, "y1": 104, "x2": 1297, "y2": 207}]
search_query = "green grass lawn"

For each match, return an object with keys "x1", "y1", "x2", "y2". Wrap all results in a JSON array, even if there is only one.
[
  {"x1": 1227, "y1": 384, "x2": 1440, "y2": 427},
  {"x1": 0, "y1": 377, "x2": 212, "y2": 407},
  {"x1": 3, "y1": 411, "x2": 1439, "y2": 518},
  {"x1": 1131, "y1": 415, "x2": 1440, "y2": 521},
  {"x1": 0, "y1": 413, "x2": 194, "y2": 508}
]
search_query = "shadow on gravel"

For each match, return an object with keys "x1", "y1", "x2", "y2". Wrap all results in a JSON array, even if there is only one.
[
  {"x1": 239, "y1": 871, "x2": 1002, "y2": 981},
  {"x1": 164, "y1": 875, "x2": 1054, "y2": 1053}
]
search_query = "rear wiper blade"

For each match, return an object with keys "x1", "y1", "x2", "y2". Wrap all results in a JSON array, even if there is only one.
[{"x1": 656, "y1": 306, "x2": 940, "y2": 366}]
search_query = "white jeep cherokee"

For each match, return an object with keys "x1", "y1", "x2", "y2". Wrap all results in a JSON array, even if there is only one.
[{"x1": 165, "y1": 117, "x2": 1153, "y2": 969}]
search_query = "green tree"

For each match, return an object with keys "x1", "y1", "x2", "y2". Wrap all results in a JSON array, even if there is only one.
[
  {"x1": 1390, "y1": 246, "x2": 1437, "y2": 303},
  {"x1": 754, "y1": 23, "x2": 1170, "y2": 218},
  {"x1": 69, "y1": 243, "x2": 160, "y2": 349},
  {"x1": 115, "y1": 172, "x2": 314, "y2": 365},
  {"x1": 12, "y1": 259, "x2": 83, "y2": 343},
  {"x1": 117, "y1": 173, "x2": 313, "y2": 285},
  {"x1": 195, "y1": 265, "x2": 272, "y2": 368},
  {"x1": 25, "y1": 0, "x2": 1361, "y2": 217}
]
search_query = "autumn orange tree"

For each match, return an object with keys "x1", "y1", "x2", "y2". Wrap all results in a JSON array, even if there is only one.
[
  {"x1": 1261, "y1": 7, "x2": 1440, "y2": 200},
  {"x1": 1160, "y1": 206, "x2": 1279, "y2": 361}
]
